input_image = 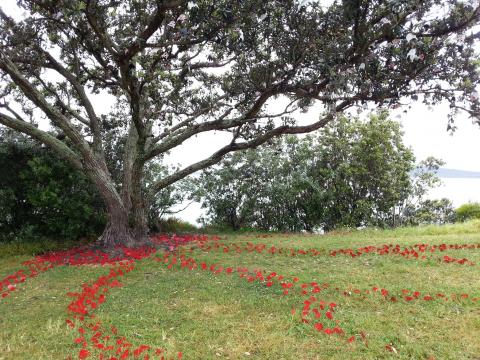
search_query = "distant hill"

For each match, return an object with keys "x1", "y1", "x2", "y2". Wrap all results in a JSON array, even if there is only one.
[{"x1": 436, "y1": 168, "x2": 480, "y2": 179}]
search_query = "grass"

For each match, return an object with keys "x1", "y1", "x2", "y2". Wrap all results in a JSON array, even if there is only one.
[{"x1": 1, "y1": 221, "x2": 480, "y2": 359}]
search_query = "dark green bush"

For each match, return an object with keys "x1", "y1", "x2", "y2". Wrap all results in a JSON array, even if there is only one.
[{"x1": 0, "y1": 129, "x2": 106, "y2": 242}]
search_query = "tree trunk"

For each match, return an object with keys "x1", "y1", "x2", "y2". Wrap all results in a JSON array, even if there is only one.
[
  {"x1": 130, "y1": 188, "x2": 149, "y2": 242},
  {"x1": 128, "y1": 161, "x2": 150, "y2": 242},
  {"x1": 98, "y1": 195, "x2": 151, "y2": 249},
  {"x1": 84, "y1": 158, "x2": 151, "y2": 249},
  {"x1": 99, "y1": 201, "x2": 137, "y2": 248},
  {"x1": 118, "y1": 124, "x2": 151, "y2": 245}
]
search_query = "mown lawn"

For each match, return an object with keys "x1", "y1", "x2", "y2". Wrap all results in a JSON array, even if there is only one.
[{"x1": 1, "y1": 221, "x2": 480, "y2": 359}]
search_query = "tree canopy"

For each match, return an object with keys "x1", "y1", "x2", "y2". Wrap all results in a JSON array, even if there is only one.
[{"x1": 0, "y1": 0, "x2": 479, "y2": 246}]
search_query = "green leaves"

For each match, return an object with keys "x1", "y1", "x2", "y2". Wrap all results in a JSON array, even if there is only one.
[
  {"x1": 197, "y1": 112, "x2": 418, "y2": 231},
  {"x1": 0, "y1": 130, "x2": 105, "y2": 242}
]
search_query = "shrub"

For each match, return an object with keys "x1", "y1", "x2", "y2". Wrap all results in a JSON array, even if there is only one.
[
  {"x1": 456, "y1": 202, "x2": 480, "y2": 222},
  {"x1": 0, "y1": 130, "x2": 106, "y2": 242},
  {"x1": 154, "y1": 217, "x2": 198, "y2": 234}
]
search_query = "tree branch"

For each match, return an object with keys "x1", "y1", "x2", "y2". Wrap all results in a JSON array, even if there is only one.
[
  {"x1": 144, "y1": 90, "x2": 277, "y2": 161},
  {"x1": 85, "y1": 0, "x2": 120, "y2": 57},
  {"x1": 41, "y1": 50, "x2": 104, "y2": 154},
  {"x1": 121, "y1": 0, "x2": 186, "y2": 62},
  {"x1": 149, "y1": 100, "x2": 351, "y2": 194},
  {"x1": 0, "y1": 51, "x2": 93, "y2": 158},
  {"x1": 0, "y1": 111, "x2": 83, "y2": 170}
]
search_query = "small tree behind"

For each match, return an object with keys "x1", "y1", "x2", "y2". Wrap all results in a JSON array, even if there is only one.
[
  {"x1": 401, "y1": 198, "x2": 456, "y2": 226},
  {"x1": 196, "y1": 112, "x2": 416, "y2": 231}
]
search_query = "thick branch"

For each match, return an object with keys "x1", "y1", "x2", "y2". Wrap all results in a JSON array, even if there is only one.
[
  {"x1": 121, "y1": 0, "x2": 186, "y2": 62},
  {"x1": 0, "y1": 52, "x2": 93, "y2": 158},
  {"x1": 42, "y1": 51, "x2": 104, "y2": 154},
  {"x1": 149, "y1": 100, "x2": 351, "y2": 194},
  {"x1": 0, "y1": 111, "x2": 83, "y2": 170},
  {"x1": 143, "y1": 92, "x2": 275, "y2": 161},
  {"x1": 85, "y1": 0, "x2": 120, "y2": 57}
]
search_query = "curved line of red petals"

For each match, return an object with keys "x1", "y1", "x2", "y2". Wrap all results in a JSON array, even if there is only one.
[
  {"x1": 171, "y1": 235, "x2": 479, "y2": 265},
  {"x1": 1, "y1": 234, "x2": 479, "y2": 359}
]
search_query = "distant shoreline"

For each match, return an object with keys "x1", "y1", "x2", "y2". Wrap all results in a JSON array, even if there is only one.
[{"x1": 436, "y1": 168, "x2": 480, "y2": 179}]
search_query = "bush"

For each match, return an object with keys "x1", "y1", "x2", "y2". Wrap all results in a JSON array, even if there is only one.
[
  {"x1": 401, "y1": 198, "x2": 456, "y2": 226},
  {"x1": 0, "y1": 129, "x2": 106, "y2": 242},
  {"x1": 456, "y1": 202, "x2": 480, "y2": 222},
  {"x1": 154, "y1": 217, "x2": 198, "y2": 234}
]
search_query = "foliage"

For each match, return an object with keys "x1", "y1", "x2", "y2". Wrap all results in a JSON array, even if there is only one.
[
  {"x1": 0, "y1": 128, "x2": 190, "y2": 241},
  {"x1": 153, "y1": 217, "x2": 198, "y2": 234},
  {"x1": 143, "y1": 162, "x2": 194, "y2": 232},
  {"x1": 1, "y1": 0, "x2": 479, "y2": 245},
  {"x1": 196, "y1": 112, "x2": 417, "y2": 231},
  {"x1": 393, "y1": 157, "x2": 452, "y2": 226},
  {"x1": 0, "y1": 128, "x2": 106, "y2": 242},
  {"x1": 307, "y1": 112, "x2": 415, "y2": 230},
  {"x1": 401, "y1": 198, "x2": 456, "y2": 226},
  {"x1": 195, "y1": 135, "x2": 318, "y2": 231},
  {"x1": 456, "y1": 202, "x2": 480, "y2": 222}
]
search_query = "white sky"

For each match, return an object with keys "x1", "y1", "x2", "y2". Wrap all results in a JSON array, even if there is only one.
[{"x1": 2, "y1": 0, "x2": 480, "y2": 223}]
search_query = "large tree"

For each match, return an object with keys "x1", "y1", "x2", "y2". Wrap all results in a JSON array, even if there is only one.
[{"x1": 0, "y1": 0, "x2": 479, "y2": 247}]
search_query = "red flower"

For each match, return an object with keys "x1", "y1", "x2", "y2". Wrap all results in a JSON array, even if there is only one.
[
  {"x1": 109, "y1": 279, "x2": 122, "y2": 288},
  {"x1": 324, "y1": 328, "x2": 333, "y2": 335},
  {"x1": 79, "y1": 349, "x2": 89, "y2": 359},
  {"x1": 314, "y1": 322, "x2": 323, "y2": 331},
  {"x1": 133, "y1": 345, "x2": 150, "y2": 356}
]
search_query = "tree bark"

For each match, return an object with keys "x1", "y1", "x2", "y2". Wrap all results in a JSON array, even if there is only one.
[
  {"x1": 100, "y1": 201, "x2": 136, "y2": 248},
  {"x1": 84, "y1": 158, "x2": 151, "y2": 249},
  {"x1": 97, "y1": 187, "x2": 151, "y2": 249},
  {"x1": 130, "y1": 162, "x2": 150, "y2": 242},
  {"x1": 117, "y1": 122, "x2": 151, "y2": 244}
]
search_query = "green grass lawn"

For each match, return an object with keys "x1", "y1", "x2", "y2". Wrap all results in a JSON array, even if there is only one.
[{"x1": 1, "y1": 221, "x2": 480, "y2": 359}]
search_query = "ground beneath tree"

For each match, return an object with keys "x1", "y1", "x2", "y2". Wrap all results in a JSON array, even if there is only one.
[{"x1": 1, "y1": 226, "x2": 479, "y2": 359}]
